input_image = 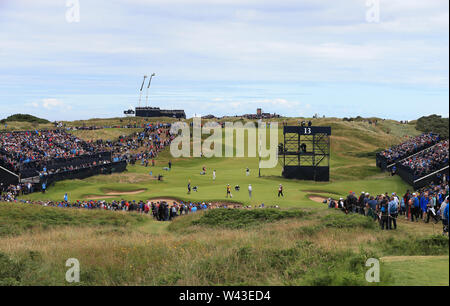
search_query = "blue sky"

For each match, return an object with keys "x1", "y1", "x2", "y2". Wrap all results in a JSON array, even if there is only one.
[{"x1": 0, "y1": 0, "x2": 448, "y2": 120}]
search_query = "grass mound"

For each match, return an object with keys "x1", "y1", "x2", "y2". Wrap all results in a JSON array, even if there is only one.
[
  {"x1": 190, "y1": 208, "x2": 307, "y2": 229},
  {"x1": 377, "y1": 235, "x2": 449, "y2": 256},
  {"x1": 321, "y1": 212, "x2": 377, "y2": 229},
  {"x1": 0, "y1": 114, "x2": 49, "y2": 124},
  {"x1": 0, "y1": 202, "x2": 147, "y2": 237}
]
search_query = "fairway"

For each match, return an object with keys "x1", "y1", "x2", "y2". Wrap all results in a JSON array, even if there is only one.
[{"x1": 20, "y1": 119, "x2": 414, "y2": 208}]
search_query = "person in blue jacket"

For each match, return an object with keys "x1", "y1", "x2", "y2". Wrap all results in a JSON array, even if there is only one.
[
  {"x1": 412, "y1": 193, "x2": 420, "y2": 222},
  {"x1": 420, "y1": 195, "x2": 428, "y2": 220},
  {"x1": 388, "y1": 196, "x2": 399, "y2": 230},
  {"x1": 443, "y1": 197, "x2": 449, "y2": 236}
]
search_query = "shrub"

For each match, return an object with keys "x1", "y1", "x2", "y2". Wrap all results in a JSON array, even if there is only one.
[
  {"x1": 191, "y1": 208, "x2": 307, "y2": 229},
  {"x1": 0, "y1": 251, "x2": 42, "y2": 285},
  {"x1": 416, "y1": 115, "x2": 449, "y2": 139},
  {"x1": 379, "y1": 235, "x2": 449, "y2": 256},
  {"x1": 321, "y1": 213, "x2": 376, "y2": 229}
]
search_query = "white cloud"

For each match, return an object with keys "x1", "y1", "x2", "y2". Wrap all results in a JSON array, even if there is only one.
[
  {"x1": 0, "y1": 0, "x2": 447, "y2": 120},
  {"x1": 30, "y1": 99, "x2": 72, "y2": 111}
]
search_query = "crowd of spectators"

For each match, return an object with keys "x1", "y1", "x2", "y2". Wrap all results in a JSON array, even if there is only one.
[
  {"x1": 400, "y1": 140, "x2": 449, "y2": 177},
  {"x1": 0, "y1": 130, "x2": 101, "y2": 174},
  {"x1": 0, "y1": 123, "x2": 173, "y2": 177},
  {"x1": 0, "y1": 196, "x2": 253, "y2": 220},
  {"x1": 109, "y1": 123, "x2": 173, "y2": 163},
  {"x1": 325, "y1": 176, "x2": 449, "y2": 235},
  {"x1": 0, "y1": 182, "x2": 35, "y2": 202},
  {"x1": 379, "y1": 133, "x2": 440, "y2": 164},
  {"x1": 1, "y1": 122, "x2": 174, "y2": 197}
]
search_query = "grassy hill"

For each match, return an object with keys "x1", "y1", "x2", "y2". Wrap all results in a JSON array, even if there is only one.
[
  {"x1": 0, "y1": 203, "x2": 447, "y2": 285},
  {"x1": 1, "y1": 116, "x2": 447, "y2": 286}
]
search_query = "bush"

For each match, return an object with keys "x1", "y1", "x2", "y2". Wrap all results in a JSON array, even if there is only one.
[
  {"x1": 191, "y1": 208, "x2": 307, "y2": 229},
  {"x1": 321, "y1": 213, "x2": 376, "y2": 229},
  {"x1": 0, "y1": 251, "x2": 42, "y2": 285}
]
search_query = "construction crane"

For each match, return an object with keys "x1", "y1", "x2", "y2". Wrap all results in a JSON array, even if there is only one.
[
  {"x1": 138, "y1": 75, "x2": 147, "y2": 107},
  {"x1": 145, "y1": 73, "x2": 156, "y2": 107}
]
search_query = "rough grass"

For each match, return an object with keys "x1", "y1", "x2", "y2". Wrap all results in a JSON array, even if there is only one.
[
  {"x1": 0, "y1": 203, "x2": 447, "y2": 286},
  {"x1": 189, "y1": 208, "x2": 308, "y2": 229},
  {"x1": 321, "y1": 212, "x2": 377, "y2": 229},
  {"x1": 0, "y1": 202, "x2": 147, "y2": 237},
  {"x1": 377, "y1": 235, "x2": 449, "y2": 256}
]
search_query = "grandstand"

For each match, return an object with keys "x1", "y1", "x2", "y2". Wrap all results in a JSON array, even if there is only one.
[
  {"x1": 0, "y1": 130, "x2": 127, "y2": 188},
  {"x1": 377, "y1": 134, "x2": 449, "y2": 189},
  {"x1": 0, "y1": 122, "x2": 173, "y2": 192}
]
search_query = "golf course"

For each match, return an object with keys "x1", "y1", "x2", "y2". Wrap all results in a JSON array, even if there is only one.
[{"x1": 0, "y1": 117, "x2": 448, "y2": 286}]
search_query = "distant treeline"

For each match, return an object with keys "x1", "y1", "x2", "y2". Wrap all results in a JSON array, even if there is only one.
[
  {"x1": 416, "y1": 114, "x2": 449, "y2": 140},
  {"x1": 0, "y1": 114, "x2": 50, "y2": 124}
]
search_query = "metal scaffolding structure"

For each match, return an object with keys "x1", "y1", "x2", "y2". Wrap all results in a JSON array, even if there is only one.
[{"x1": 281, "y1": 126, "x2": 331, "y2": 181}]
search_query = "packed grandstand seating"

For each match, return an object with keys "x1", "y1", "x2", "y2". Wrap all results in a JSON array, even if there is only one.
[
  {"x1": 378, "y1": 133, "x2": 440, "y2": 164},
  {"x1": 0, "y1": 122, "x2": 174, "y2": 197},
  {"x1": 0, "y1": 130, "x2": 104, "y2": 176},
  {"x1": 400, "y1": 140, "x2": 449, "y2": 177}
]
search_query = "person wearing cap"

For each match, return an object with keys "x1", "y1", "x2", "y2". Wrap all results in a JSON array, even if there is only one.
[
  {"x1": 248, "y1": 184, "x2": 252, "y2": 199},
  {"x1": 388, "y1": 196, "x2": 399, "y2": 230},
  {"x1": 278, "y1": 184, "x2": 284, "y2": 197},
  {"x1": 327, "y1": 198, "x2": 334, "y2": 209},
  {"x1": 411, "y1": 193, "x2": 420, "y2": 222},
  {"x1": 226, "y1": 184, "x2": 232, "y2": 198},
  {"x1": 367, "y1": 196, "x2": 378, "y2": 221}
]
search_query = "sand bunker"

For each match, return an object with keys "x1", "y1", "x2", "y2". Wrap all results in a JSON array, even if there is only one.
[{"x1": 308, "y1": 195, "x2": 329, "y2": 203}]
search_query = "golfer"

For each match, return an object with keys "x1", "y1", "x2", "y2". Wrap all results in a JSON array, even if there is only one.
[
  {"x1": 248, "y1": 184, "x2": 252, "y2": 198},
  {"x1": 278, "y1": 184, "x2": 283, "y2": 197},
  {"x1": 226, "y1": 184, "x2": 232, "y2": 198}
]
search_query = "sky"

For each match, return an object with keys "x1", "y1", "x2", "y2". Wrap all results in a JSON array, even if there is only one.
[{"x1": 0, "y1": 0, "x2": 448, "y2": 121}]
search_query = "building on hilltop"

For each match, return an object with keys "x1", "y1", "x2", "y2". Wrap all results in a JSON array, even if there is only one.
[
  {"x1": 242, "y1": 108, "x2": 281, "y2": 119},
  {"x1": 134, "y1": 107, "x2": 186, "y2": 119}
]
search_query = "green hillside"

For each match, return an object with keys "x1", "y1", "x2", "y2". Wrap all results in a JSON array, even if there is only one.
[{"x1": 1, "y1": 116, "x2": 448, "y2": 286}]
